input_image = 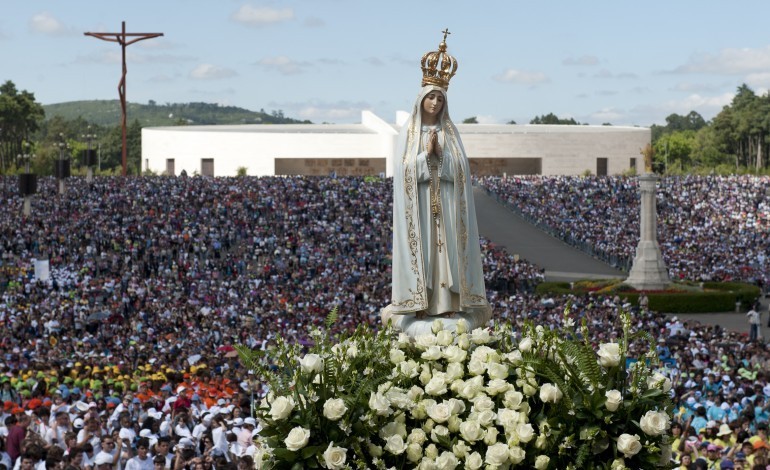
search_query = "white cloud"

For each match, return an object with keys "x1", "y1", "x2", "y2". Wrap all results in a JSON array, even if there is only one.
[
  {"x1": 672, "y1": 46, "x2": 770, "y2": 75},
  {"x1": 589, "y1": 107, "x2": 625, "y2": 122},
  {"x1": 562, "y1": 55, "x2": 599, "y2": 66},
  {"x1": 231, "y1": 5, "x2": 294, "y2": 27},
  {"x1": 629, "y1": 92, "x2": 734, "y2": 125},
  {"x1": 745, "y1": 72, "x2": 770, "y2": 90},
  {"x1": 593, "y1": 69, "x2": 638, "y2": 79},
  {"x1": 474, "y1": 115, "x2": 500, "y2": 124},
  {"x1": 257, "y1": 56, "x2": 310, "y2": 75},
  {"x1": 190, "y1": 64, "x2": 237, "y2": 80},
  {"x1": 267, "y1": 100, "x2": 370, "y2": 123},
  {"x1": 493, "y1": 69, "x2": 549, "y2": 85},
  {"x1": 29, "y1": 11, "x2": 73, "y2": 36}
]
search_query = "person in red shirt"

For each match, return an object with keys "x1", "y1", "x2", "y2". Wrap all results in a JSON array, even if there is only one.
[{"x1": 7, "y1": 413, "x2": 30, "y2": 463}]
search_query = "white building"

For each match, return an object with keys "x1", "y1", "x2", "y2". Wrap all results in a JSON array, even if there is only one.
[{"x1": 142, "y1": 111, "x2": 650, "y2": 177}]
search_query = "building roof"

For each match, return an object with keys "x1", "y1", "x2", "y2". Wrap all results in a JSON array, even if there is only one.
[{"x1": 144, "y1": 124, "x2": 376, "y2": 135}]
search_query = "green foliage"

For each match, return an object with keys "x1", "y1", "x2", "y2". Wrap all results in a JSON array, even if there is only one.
[
  {"x1": 236, "y1": 166, "x2": 248, "y2": 177},
  {"x1": 536, "y1": 280, "x2": 760, "y2": 313},
  {"x1": 462, "y1": 116, "x2": 478, "y2": 124},
  {"x1": 530, "y1": 113, "x2": 580, "y2": 125},
  {"x1": 0, "y1": 81, "x2": 45, "y2": 173},
  {"x1": 43, "y1": 100, "x2": 313, "y2": 127}
]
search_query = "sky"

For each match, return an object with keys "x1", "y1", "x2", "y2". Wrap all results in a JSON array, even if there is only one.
[{"x1": 2, "y1": 1, "x2": 770, "y2": 126}]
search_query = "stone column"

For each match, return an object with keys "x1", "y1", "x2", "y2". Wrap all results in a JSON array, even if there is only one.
[{"x1": 626, "y1": 173, "x2": 669, "y2": 290}]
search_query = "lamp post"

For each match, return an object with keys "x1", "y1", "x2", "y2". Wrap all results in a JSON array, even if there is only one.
[
  {"x1": 82, "y1": 127, "x2": 98, "y2": 182},
  {"x1": 55, "y1": 134, "x2": 70, "y2": 196},
  {"x1": 17, "y1": 144, "x2": 37, "y2": 216}
]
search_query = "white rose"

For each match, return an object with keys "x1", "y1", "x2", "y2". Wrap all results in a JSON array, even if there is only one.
[
  {"x1": 390, "y1": 349, "x2": 406, "y2": 364},
  {"x1": 447, "y1": 398, "x2": 466, "y2": 416},
  {"x1": 436, "y1": 451, "x2": 459, "y2": 469},
  {"x1": 397, "y1": 333, "x2": 411, "y2": 347},
  {"x1": 384, "y1": 434, "x2": 407, "y2": 455},
  {"x1": 503, "y1": 390, "x2": 524, "y2": 410},
  {"x1": 506, "y1": 350, "x2": 523, "y2": 365},
  {"x1": 467, "y1": 359, "x2": 486, "y2": 376},
  {"x1": 456, "y1": 318, "x2": 468, "y2": 334},
  {"x1": 610, "y1": 458, "x2": 626, "y2": 470},
  {"x1": 508, "y1": 446, "x2": 526, "y2": 464},
  {"x1": 426, "y1": 402, "x2": 451, "y2": 423},
  {"x1": 322, "y1": 398, "x2": 348, "y2": 421},
  {"x1": 534, "y1": 434, "x2": 547, "y2": 449},
  {"x1": 616, "y1": 433, "x2": 642, "y2": 458},
  {"x1": 380, "y1": 421, "x2": 407, "y2": 439},
  {"x1": 322, "y1": 442, "x2": 347, "y2": 470},
  {"x1": 516, "y1": 423, "x2": 535, "y2": 443},
  {"x1": 415, "y1": 333, "x2": 437, "y2": 349},
  {"x1": 472, "y1": 394, "x2": 495, "y2": 413},
  {"x1": 432, "y1": 318, "x2": 444, "y2": 333},
  {"x1": 269, "y1": 396, "x2": 295, "y2": 421},
  {"x1": 486, "y1": 362, "x2": 509, "y2": 380},
  {"x1": 430, "y1": 425, "x2": 449, "y2": 443},
  {"x1": 369, "y1": 392, "x2": 391, "y2": 416},
  {"x1": 421, "y1": 345, "x2": 443, "y2": 361},
  {"x1": 367, "y1": 443, "x2": 383, "y2": 457},
  {"x1": 471, "y1": 346, "x2": 499, "y2": 363},
  {"x1": 457, "y1": 334, "x2": 470, "y2": 350},
  {"x1": 518, "y1": 337, "x2": 533, "y2": 353},
  {"x1": 476, "y1": 409, "x2": 496, "y2": 428},
  {"x1": 284, "y1": 426, "x2": 310, "y2": 451},
  {"x1": 425, "y1": 376, "x2": 448, "y2": 396},
  {"x1": 522, "y1": 383, "x2": 537, "y2": 396},
  {"x1": 448, "y1": 415, "x2": 461, "y2": 433},
  {"x1": 639, "y1": 410, "x2": 670, "y2": 436},
  {"x1": 425, "y1": 443, "x2": 439, "y2": 460},
  {"x1": 408, "y1": 428, "x2": 427, "y2": 445},
  {"x1": 459, "y1": 376, "x2": 484, "y2": 399},
  {"x1": 486, "y1": 378, "x2": 512, "y2": 396},
  {"x1": 445, "y1": 362, "x2": 465, "y2": 380},
  {"x1": 346, "y1": 343, "x2": 358, "y2": 358},
  {"x1": 399, "y1": 359, "x2": 420, "y2": 378},
  {"x1": 496, "y1": 408, "x2": 519, "y2": 429},
  {"x1": 436, "y1": 330, "x2": 453, "y2": 346},
  {"x1": 299, "y1": 353, "x2": 324, "y2": 374},
  {"x1": 452, "y1": 440, "x2": 470, "y2": 458},
  {"x1": 408, "y1": 385, "x2": 425, "y2": 402},
  {"x1": 444, "y1": 345, "x2": 467, "y2": 364},
  {"x1": 465, "y1": 451, "x2": 483, "y2": 469},
  {"x1": 539, "y1": 383, "x2": 563, "y2": 403},
  {"x1": 597, "y1": 343, "x2": 621, "y2": 367},
  {"x1": 534, "y1": 455, "x2": 550, "y2": 470},
  {"x1": 484, "y1": 443, "x2": 509, "y2": 466},
  {"x1": 469, "y1": 328, "x2": 492, "y2": 344},
  {"x1": 647, "y1": 372, "x2": 672, "y2": 392},
  {"x1": 483, "y1": 428, "x2": 499, "y2": 447},
  {"x1": 406, "y1": 443, "x2": 422, "y2": 463},
  {"x1": 605, "y1": 389, "x2": 623, "y2": 412},
  {"x1": 459, "y1": 420, "x2": 485, "y2": 443}
]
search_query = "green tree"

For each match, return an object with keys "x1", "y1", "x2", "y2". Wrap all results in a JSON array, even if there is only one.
[
  {"x1": 462, "y1": 116, "x2": 478, "y2": 124},
  {"x1": 653, "y1": 130, "x2": 696, "y2": 172},
  {"x1": 530, "y1": 113, "x2": 578, "y2": 125},
  {"x1": 0, "y1": 80, "x2": 45, "y2": 173}
]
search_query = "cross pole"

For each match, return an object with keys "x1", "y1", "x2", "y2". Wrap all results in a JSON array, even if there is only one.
[{"x1": 85, "y1": 22, "x2": 163, "y2": 176}]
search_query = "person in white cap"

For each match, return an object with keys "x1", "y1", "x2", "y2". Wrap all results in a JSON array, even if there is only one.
[{"x1": 237, "y1": 418, "x2": 255, "y2": 451}]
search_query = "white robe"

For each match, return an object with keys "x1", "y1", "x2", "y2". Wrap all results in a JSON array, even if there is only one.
[{"x1": 383, "y1": 85, "x2": 491, "y2": 335}]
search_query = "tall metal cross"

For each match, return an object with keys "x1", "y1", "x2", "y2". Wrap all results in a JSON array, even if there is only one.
[{"x1": 85, "y1": 22, "x2": 163, "y2": 176}]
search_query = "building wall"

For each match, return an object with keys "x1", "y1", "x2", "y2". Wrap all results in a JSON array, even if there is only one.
[{"x1": 142, "y1": 116, "x2": 649, "y2": 177}]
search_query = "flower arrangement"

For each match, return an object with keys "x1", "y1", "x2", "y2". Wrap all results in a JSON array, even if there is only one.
[{"x1": 238, "y1": 307, "x2": 673, "y2": 469}]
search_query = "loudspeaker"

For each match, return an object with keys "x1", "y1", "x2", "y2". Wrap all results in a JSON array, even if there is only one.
[
  {"x1": 19, "y1": 173, "x2": 37, "y2": 196},
  {"x1": 54, "y1": 159, "x2": 70, "y2": 179},
  {"x1": 84, "y1": 149, "x2": 98, "y2": 167}
]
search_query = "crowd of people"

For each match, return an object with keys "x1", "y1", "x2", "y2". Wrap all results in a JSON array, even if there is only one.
[
  {"x1": 0, "y1": 174, "x2": 768, "y2": 469},
  {"x1": 477, "y1": 174, "x2": 770, "y2": 290},
  {"x1": 0, "y1": 175, "x2": 545, "y2": 469}
]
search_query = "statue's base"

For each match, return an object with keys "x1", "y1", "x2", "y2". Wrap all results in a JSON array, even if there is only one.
[
  {"x1": 626, "y1": 241, "x2": 670, "y2": 291},
  {"x1": 381, "y1": 309, "x2": 490, "y2": 337}
]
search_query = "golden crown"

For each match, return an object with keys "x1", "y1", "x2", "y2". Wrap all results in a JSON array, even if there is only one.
[{"x1": 421, "y1": 29, "x2": 458, "y2": 90}]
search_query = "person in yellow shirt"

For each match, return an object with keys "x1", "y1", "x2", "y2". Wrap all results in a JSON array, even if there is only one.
[{"x1": 714, "y1": 423, "x2": 736, "y2": 449}]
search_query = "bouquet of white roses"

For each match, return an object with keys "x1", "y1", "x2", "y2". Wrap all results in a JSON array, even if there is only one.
[{"x1": 240, "y1": 308, "x2": 673, "y2": 470}]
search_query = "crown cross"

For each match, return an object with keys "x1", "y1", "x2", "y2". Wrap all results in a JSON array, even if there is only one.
[{"x1": 421, "y1": 29, "x2": 458, "y2": 90}]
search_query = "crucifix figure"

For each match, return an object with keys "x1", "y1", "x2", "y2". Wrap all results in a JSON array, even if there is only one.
[{"x1": 85, "y1": 22, "x2": 164, "y2": 176}]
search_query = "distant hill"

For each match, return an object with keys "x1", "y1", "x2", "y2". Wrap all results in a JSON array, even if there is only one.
[{"x1": 42, "y1": 100, "x2": 312, "y2": 126}]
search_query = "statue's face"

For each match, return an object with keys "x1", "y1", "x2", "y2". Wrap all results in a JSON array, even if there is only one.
[{"x1": 422, "y1": 91, "x2": 444, "y2": 120}]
